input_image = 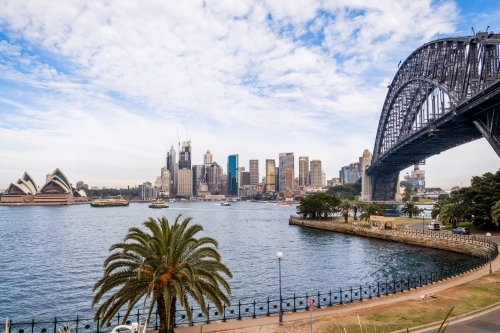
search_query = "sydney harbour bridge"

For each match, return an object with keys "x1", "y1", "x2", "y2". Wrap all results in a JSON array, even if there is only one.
[{"x1": 365, "y1": 31, "x2": 500, "y2": 201}]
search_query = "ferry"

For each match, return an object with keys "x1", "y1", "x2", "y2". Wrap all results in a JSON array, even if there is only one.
[
  {"x1": 90, "y1": 195, "x2": 129, "y2": 207},
  {"x1": 149, "y1": 198, "x2": 169, "y2": 209},
  {"x1": 220, "y1": 202, "x2": 231, "y2": 206}
]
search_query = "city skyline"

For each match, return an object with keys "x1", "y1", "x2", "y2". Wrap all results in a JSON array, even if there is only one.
[{"x1": 1, "y1": 1, "x2": 500, "y2": 190}]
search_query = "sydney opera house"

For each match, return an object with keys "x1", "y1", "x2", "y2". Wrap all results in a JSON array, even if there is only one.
[{"x1": 1, "y1": 168, "x2": 88, "y2": 205}]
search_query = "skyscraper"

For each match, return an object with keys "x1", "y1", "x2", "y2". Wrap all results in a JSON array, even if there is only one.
[
  {"x1": 265, "y1": 159, "x2": 276, "y2": 192},
  {"x1": 279, "y1": 152, "x2": 294, "y2": 192},
  {"x1": 192, "y1": 164, "x2": 205, "y2": 196},
  {"x1": 299, "y1": 156, "x2": 309, "y2": 187},
  {"x1": 284, "y1": 169, "x2": 294, "y2": 191},
  {"x1": 310, "y1": 160, "x2": 322, "y2": 187},
  {"x1": 207, "y1": 162, "x2": 223, "y2": 192},
  {"x1": 249, "y1": 159, "x2": 259, "y2": 185},
  {"x1": 227, "y1": 154, "x2": 239, "y2": 196},
  {"x1": 167, "y1": 145, "x2": 178, "y2": 196},
  {"x1": 177, "y1": 169, "x2": 193, "y2": 197},
  {"x1": 204, "y1": 150, "x2": 213, "y2": 166},
  {"x1": 179, "y1": 140, "x2": 192, "y2": 169}
]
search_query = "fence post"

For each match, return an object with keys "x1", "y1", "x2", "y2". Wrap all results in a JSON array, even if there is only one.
[
  {"x1": 360, "y1": 286, "x2": 363, "y2": 301},
  {"x1": 329, "y1": 290, "x2": 332, "y2": 306},
  {"x1": 385, "y1": 280, "x2": 388, "y2": 296},
  {"x1": 223, "y1": 304, "x2": 226, "y2": 322},
  {"x1": 97, "y1": 318, "x2": 100, "y2": 333},
  {"x1": 238, "y1": 301, "x2": 241, "y2": 320},
  {"x1": 207, "y1": 303, "x2": 211, "y2": 323},
  {"x1": 137, "y1": 309, "x2": 140, "y2": 325},
  {"x1": 155, "y1": 311, "x2": 158, "y2": 329},
  {"x1": 252, "y1": 300, "x2": 256, "y2": 319},
  {"x1": 377, "y1": 282, "x2": 380, "y2": 297},
  {"x1": 190, "y1": 306, "x2": 194, "y2": 326},
  {"x1": 31, "y1": 319, "x2": 35, "y2": 333},
  {"x1": 293, "y1": 294, "x2": 297, "y2": 312},
  {"x1": 76, "y1": 316, "x2": 79, "y2": 333},
  {"x1": 54, "y1": 317, "x2": 57, "y2": 333},
  {"x1": 339, "y1": 288, "x2": 343, "y2": 305},
  {"x1": 368, "y1": 283, "x2": 371, "y2": 299},
  {"x1": 117, "y1": 313, "x2": 121, "y2": 326},
  {"x1": 267, "y1": 297, "x2": 270, "y2": 316},
  {"x1": 350, "y1": 287, "x2": 353, "y2": 302}
]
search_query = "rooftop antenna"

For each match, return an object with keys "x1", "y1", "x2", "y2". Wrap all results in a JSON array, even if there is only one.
[{"x1": 176, "y1": 127, "x2": 180, "y2": 155}]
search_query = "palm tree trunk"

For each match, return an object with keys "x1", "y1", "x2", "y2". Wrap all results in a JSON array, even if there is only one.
[
  {"x1": 167, "y1": 296, "x2": 176, "y2": 333},
  {"x1": 157, "y1": 294, "x2": 168, "y2": 333}
]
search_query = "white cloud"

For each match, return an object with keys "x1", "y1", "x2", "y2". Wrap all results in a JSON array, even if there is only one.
[{"x1": 1, "y1": 0, "x2": 498, "y2": 190}]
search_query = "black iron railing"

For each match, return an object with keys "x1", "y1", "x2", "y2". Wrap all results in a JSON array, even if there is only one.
[{"x1": 4, "y1": 242, "x2": 497, "y2": 331}]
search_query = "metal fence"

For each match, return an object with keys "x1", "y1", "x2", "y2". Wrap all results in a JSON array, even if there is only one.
[{"x1": 4, "y1": 241, "x2": 497, "y2": 331}]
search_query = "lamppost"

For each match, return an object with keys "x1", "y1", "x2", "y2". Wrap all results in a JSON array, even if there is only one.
[
  {"x1": 472, "y1": 215, "x2": 474, "y2": 235},
  {"x1": 486, "y1": 233, "x2": 492, "y2": 275},
  {"x1": 422, "y1": 215, "x2": 425, "y2": 232},
  {"x1": 276, "y1": 251, "x2": 284, "y2": 324}
]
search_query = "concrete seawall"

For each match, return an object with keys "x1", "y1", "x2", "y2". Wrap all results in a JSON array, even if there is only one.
[{"x1": 289, "y1": 217, "x2": 494, "y2": 258}]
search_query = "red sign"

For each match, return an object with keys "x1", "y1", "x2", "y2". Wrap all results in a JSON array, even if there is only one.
[{"x1": 309, "y1": 299, "x2": 314, "y2": 307}]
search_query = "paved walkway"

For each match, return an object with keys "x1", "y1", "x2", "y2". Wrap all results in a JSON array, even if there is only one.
[{"x1": 176, "y1": 251, "x2": 500, "y2": 333}]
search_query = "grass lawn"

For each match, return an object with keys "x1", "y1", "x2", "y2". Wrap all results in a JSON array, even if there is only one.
[{"x1": 315, "y1": 273, "x2": 500, "y2": 333}]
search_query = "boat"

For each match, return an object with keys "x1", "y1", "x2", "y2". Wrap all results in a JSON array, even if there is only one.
[
  {"x1": 277, "y1": 203, "x2": 292, "y2": 206},
  {"x1": 90, "y1": 195, "x2": 129, "y2": 207},
  {"x1": 220, "y1": 202, "x2": 231, "y2": 206},
  {"x1": 149, "y1": 198, "x2": 169, "y2": 209}
]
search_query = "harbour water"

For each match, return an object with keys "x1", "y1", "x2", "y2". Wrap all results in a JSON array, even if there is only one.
[{"x1": 0, "y1": 202, "x2": 469, "y2": 321}]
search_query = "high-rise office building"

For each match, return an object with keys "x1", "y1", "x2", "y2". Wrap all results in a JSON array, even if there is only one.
[
  {"x1": 265, "y1": 159, "x2": 276, "y2": 192},
  {"x1": 227, "y1": 154, "x2": 239, "y2": 196},
  {"x1": 339, "y1": 162, "x2": 360, "y2": 184},
  {"x1": 207, "y1": 162, "x2": 223, "y2": 191},
  {"x1": 178, "y1": 169, "x2": 193, "y2": 197},
  {"x1": 179, "y1": 141, "x2": 192, "y2": 169},
  {"x1": 275, "y1": 167, "x2": 280, "y2": 192},
  {"x1": 279, "y1": 152, "x2": 294, "y2": 192},
  {"x1": 167, "y1": 145, "x2": 178, "y2": 195},
  {"x1": 310, "y1": 160, "x2": 322, "y2": 187},
  {"x1": 240, "y1": 171, "x2": 250, "y2": 186},
  {"x1": 204, "y1": 150, "x2": 213, "y2": 166},
  {"x1": 284, "y1": 169, "x2": 294, "y2": 191},
  {"x1": 249, "y1": 159, "x2": 259, "y2": 185},
  {"x1": 299, "y1": 156, "x2": 309, "y2": 187},
  {"x1": 155, "y1": 168, "x2": 170, "y2": 196},
  {"x1": 192, "y1": 165, "x2": 205, "y2": 196}
]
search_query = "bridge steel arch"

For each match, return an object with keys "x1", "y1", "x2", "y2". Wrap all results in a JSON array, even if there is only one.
[{"x1": 367, "y1": 32, "x2": 500, "y2": 201}]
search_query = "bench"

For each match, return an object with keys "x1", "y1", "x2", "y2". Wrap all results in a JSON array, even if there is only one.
[{"x1": 420, "y1": 291, "x2": 437, "y2": 300}]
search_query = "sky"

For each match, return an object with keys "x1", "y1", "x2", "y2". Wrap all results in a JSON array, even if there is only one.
[{"x1": 1, "y1": 0, "x2": 500, "y2": 191}]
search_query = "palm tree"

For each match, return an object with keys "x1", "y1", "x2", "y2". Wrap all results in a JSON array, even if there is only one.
[
  {"x1": 92, "y1": 215, "x2": 232, "y2": 333},
  {"x1": 431, "y1": 200, "x2": 447, "y2": 220},
  {"x1": 492, "y1": 199, "x2": 500, "y2": 227},
  {"x1": 439, "y1": 203, "x2": 462, "y2": 228},
  {"x1": 400, "y1": 201, "x2": 423, "y2": 218},
  {"x1": 359, "y1": 202, "x2": 386, "y2": 222},
  {"x1": 338, "y1": 200, "x2": 352, "y2": 223},
  {"x1": 319, "y1": 201, "x2": 335, "y2": 219}
]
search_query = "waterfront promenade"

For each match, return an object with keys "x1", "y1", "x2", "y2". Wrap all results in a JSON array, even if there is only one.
[{"x1": 173, "y1": 218, "x2": 500, "y2": 333}]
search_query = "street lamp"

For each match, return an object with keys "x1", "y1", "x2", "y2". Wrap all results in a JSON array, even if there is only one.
[
  {"x1": 486, "y1": 233, "x2": 492, "y2": 275},
  {"x1": 276, "y1": 251, "x2": 284, "y2": 324}
]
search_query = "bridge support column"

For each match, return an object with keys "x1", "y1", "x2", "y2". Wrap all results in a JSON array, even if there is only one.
[
  {"x1": 370, "y1": 172, "x2": 400, "y2": 202},
  {"x1": 361, "y1": 149, "x2": 372, "y2": 202}
]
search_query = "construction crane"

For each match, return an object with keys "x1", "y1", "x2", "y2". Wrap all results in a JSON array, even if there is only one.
[{"x1": 176, "y1": 127, "x2": 180, "y2": 156}]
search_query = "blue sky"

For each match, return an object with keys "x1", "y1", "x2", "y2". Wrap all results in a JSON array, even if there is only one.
[{"x1": 1, "y1": 0, "x2": 500, "y2": 190}]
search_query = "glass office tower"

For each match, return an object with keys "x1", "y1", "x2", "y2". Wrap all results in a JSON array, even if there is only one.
[{"x1": 227, "y1": 154, "x2": 239, "y2": 196}]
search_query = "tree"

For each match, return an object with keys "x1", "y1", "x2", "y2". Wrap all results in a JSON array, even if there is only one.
[
  {"x1": 338, "y1": 200, "x2": 353, "y2": 223},
  {"x1": 439, "y1": 203, "x2": 463, "y2": 228},
  {"x1": 327, "y1": 183, "x2": 361, "y2": 200},
  {"x1": 492, "y1": 200, "x2": 500, "y2": 227},
  {"x1": 92, "y1": 215, "x2": 232, "y2": 333},
  {"x1": 297, "y1": 193, "x2": 341, "y2": 218},
  {"x1": 400, "y1": 201, "x2": 423, "y2": 218},
  {"x1": 358, "y1": 202, "x2": 386, "y2": 222},
  {"x1": 431, "y1": 200, "x2": 448, "y2": 220},
  {"x1": 451, "y1": 170, "x2": 500, "y2": 228},
  {"x1": 437, "y1": 194, "x2": 450, "y2": 201},
  {"x1": 402, "y1": 186, "x2": 413, "y2": 202}
]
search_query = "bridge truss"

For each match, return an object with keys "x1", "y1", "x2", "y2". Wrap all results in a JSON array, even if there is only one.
[{"x1": 367, "y1": 32, "x2": 500, "y2": 201}]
